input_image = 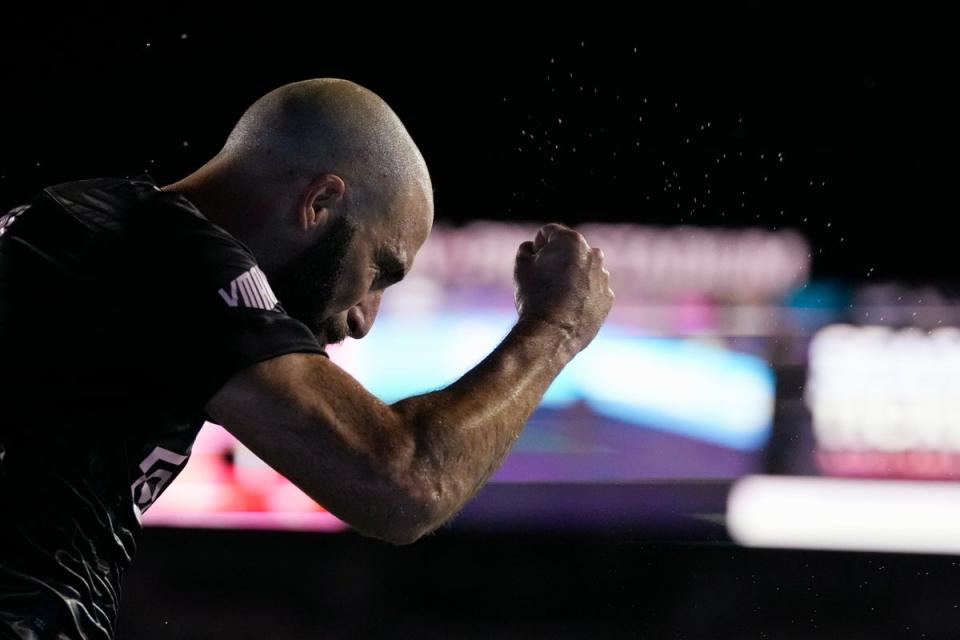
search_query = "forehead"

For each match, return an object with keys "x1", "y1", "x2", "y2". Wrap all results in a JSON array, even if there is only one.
[{"x1": 374, "y1": 181, "x2": 433, "y2": 266}]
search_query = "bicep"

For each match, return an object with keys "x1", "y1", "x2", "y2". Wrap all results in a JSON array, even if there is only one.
[{"x1": 203, "y1": 352, "x2": 418, "y2": 537}]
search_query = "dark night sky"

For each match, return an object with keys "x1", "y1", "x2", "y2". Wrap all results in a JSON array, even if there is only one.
[{"x1": 2, "y1": 6, "x2": 958, "y2": 283}]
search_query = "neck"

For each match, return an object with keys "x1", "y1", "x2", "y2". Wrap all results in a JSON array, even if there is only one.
[{"x1": 160, "y1": 160, "x2": 293, "y2": 275}]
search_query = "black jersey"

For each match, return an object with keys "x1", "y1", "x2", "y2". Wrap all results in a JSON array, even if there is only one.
[{"x1": 0, "y1": 176, "x2": 326, "y2": 639}]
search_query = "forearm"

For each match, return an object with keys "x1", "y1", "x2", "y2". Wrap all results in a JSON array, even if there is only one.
[{"x1": 389, "y1": 316, "x2": 578, "y2": 534}]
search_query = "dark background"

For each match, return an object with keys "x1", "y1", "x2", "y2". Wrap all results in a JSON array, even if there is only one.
[
  {"x1": 3, "y1": 6, "x2": 959, "y2": 283},
  {"x1": 5, "y1": 5, "x2": 960, "y2": 638}
]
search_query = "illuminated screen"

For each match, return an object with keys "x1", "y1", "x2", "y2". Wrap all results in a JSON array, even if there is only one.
[{"x1": 145, "y1": 223, "x2": 806, "y2": 530}]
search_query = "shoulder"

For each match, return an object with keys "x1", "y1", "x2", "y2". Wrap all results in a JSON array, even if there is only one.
[
  {"x1": 39, "y1": 174, "x2": 242, "y2": 249},
  {"x1": 43, "y1": 175, "x2": 164, "y2": 224}
]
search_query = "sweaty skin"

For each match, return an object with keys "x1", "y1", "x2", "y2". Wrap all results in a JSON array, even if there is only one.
[{"x1": 167, "y1": 79, "x2": 614, "y2": 544}]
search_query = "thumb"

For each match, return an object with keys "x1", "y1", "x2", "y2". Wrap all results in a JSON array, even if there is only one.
[
  {"x1": 517, "y1": 240, "x2": 536, "y2": 260},
  {"x1": 532, "y1": 228, "x2": 549, "y2": 252}
]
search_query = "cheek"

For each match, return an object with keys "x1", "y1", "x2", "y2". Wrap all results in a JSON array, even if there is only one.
[{"x1": 331, "y1": 262, "x2": 371, "y2": 307}]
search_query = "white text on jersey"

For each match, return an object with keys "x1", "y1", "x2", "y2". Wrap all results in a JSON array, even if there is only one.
[{"x1": 218, "y1": 266, "x2": 279, "y2": 310}]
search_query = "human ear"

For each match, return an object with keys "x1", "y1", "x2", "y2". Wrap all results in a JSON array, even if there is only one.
[{"x1": 300, "y1": 173, "x2": 346, "y2": 231}]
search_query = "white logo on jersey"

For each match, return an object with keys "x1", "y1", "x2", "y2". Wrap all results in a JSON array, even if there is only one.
[
  {"x1": 131, "y1": 445, "x2": 189, "y2": 512},
  {"x1": 218, "y1": 265, "x2": 279, "y2": 310}
]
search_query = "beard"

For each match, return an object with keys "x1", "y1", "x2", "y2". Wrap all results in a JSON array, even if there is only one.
[{"x1": 269, "y1": 215, "x2": 356, "y2": 346}]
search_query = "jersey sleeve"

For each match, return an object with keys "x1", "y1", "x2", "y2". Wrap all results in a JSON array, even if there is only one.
[{"x1": 128, "y1": 191, "x2": 328, "y2": 409}]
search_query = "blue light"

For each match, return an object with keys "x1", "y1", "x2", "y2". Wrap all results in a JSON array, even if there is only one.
[{"x1": 335, "y1": 313, "x2": 775, "y2": 451}]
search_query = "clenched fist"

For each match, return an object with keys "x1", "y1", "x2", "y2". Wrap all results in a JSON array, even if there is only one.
[{"x1": 514, "y1": 223, "x2": 614, "y2": 353}]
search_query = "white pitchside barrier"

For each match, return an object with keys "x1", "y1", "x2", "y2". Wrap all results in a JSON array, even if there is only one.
[{"x1": 728, "y1": 475, "x2": 960, "y2": 555}]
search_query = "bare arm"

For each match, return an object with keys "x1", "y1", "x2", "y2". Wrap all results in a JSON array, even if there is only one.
[{"x1": 205, "y1": 224, "x2": 613, "y2": 544}]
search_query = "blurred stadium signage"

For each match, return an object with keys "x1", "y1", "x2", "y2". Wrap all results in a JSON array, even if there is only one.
[
  {"x1": 807, "y1": 324, "x2": 960, "y2": 479},
  {"x1": 413, "y1": 222, "x2": 810, "y2": 303}
]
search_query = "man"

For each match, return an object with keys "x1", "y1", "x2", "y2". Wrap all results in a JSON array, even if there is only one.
[{"x1": 0, "y1": 78, "x2": 613, "y2": 639}]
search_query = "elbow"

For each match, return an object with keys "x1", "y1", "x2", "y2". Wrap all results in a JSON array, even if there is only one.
[
  {"x1": 377, "y1": 526, "x2": 428, "y2": 547},
  {"x1": 362, "y1": 511, "x2": 439, "y2": 546},
  {"x1": 371, "y1": 437, "x2": 462, "y2": 545},
  {"x1": 376, "y1": 497, "x2": 450, "y2": 546},
  {"x1": 352, "y1": 414, "x2": 465, "y2": 545},
  {"x1": 363, "y1": 483, "x2": 456, "y2": 546}
]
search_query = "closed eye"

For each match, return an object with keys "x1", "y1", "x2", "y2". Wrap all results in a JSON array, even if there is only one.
[{"x1": 376, "y1": 250, "x2": 407, "y2": 287}]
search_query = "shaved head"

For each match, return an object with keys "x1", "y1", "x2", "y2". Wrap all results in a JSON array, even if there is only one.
[
  {"x1": 164, "y1": 78, "x2": 434, "y2": 345},
  {"x1": 220, "y1": 78, "x2": 432, "y2": 216}
]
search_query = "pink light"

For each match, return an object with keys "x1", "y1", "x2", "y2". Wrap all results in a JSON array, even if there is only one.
[
  {"x1": 817, "y1": 449, "x2": 960, "y2": 481},
  {"x1": 145, "y1": 422, "x2": 346, "y2": 527},
  {"x1": 143, "y1": 510, "x2": 350, "y2": 532}
]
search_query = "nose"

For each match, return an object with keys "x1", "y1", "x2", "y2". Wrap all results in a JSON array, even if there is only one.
[{"x1": 346, "y1": 291, "x2": 383, "y2": 339}]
